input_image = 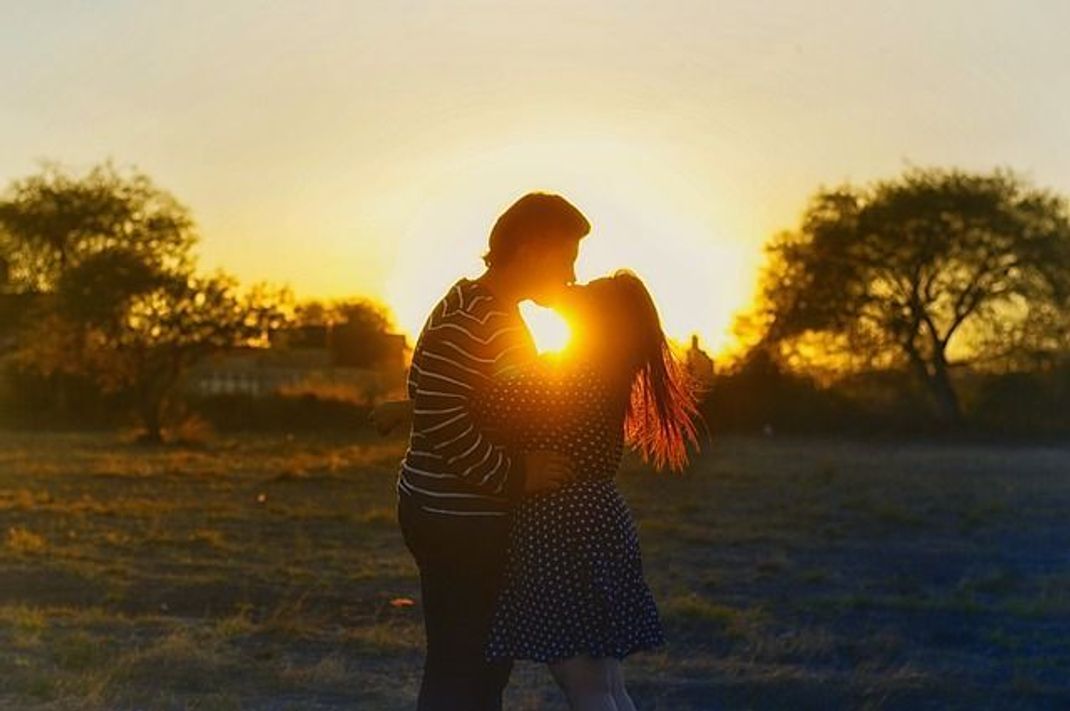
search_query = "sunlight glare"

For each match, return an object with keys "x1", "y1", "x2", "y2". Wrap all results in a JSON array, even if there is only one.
[
  {"x1": 520, "y1": 301, "x2": 572, "y2": 354},
  {"x1": 381, "y1": 132, "x2": 760, "y2": 359}
]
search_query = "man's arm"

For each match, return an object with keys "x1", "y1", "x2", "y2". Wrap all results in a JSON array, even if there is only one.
[
  {"x1": 409, "y1": 311, "x2": 567, "y2": 498},
  {"x1": 375, "y1": 397, "x2": 567, "y2": 493}
]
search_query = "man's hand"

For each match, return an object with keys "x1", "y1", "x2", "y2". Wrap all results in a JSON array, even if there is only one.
[
  {"x1": 370, "y1": 399, "x2": 414, "y2": 436},
  {"x1": 522, "y1": 450, "x2": 573, "y2": 494}
]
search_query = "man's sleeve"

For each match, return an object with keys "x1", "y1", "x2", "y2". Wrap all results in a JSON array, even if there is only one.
[{"x1": 409, "y1": 312, "x2": 528, "y2": 499}]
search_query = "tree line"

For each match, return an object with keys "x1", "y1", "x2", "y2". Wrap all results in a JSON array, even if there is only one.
[
  {"x1": 2, "y1": 160, "x2": 1069, "y2": 442},
  {"x1": 722, "y1": 165, "x2": 1070, "y2": 435},
  {"x1": 0, "y1": 161, "x2": 399, "y2": 443}
]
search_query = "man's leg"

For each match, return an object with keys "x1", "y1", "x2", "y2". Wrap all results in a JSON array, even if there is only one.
[
  {"x1": 417, "y1": 554, "x2": 513, "y2": 710},
  {"x1": 399, "y1": 496, "x2": 514, "y2": 710}
]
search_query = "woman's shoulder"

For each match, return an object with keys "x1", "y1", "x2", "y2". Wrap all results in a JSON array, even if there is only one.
[
  {"x1": 495, "y1": 354, "x2": 616, "y2": 394},
  {"x1": 544, "y1": 358, "x2": 621, "y2": 405},
  {"x1": 492, "y1": 355, "x2": 577, "y2": 390}
]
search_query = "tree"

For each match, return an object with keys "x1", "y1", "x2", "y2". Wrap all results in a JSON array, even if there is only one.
[
  {"x1": 750, "y1": 166, "x2": 1070, "y2": 424},
  {"x1": 109, "y1": 273, "x2": 292, "y2": 443},
  {"x1": 294, "y1": 297, "x2": 398, "y2": 368},
  {"x1": 0, "y1": 161, "x2": 196, "y2": 294},
  {"x1": 17, "y1": 266, "x2": 293, "y2": 442},
  {"x1": 0, "y1": 161, "x2": 202, "y2": 418},
  {"x1": 2, "y1": 161, "x2": 294, "y2": 441},
  {"x1": 330, "y1": 299, "x2": 397, "y2": 368}
]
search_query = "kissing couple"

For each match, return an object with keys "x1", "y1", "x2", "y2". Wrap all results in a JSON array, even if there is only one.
[{"x1": 377, "y1": 192, "x2": 701, "y2": 711}]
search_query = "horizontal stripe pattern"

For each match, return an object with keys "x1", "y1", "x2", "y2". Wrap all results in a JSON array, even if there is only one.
[{"x1": 398, "y1": 278, "x2": 538, "y2": 517}]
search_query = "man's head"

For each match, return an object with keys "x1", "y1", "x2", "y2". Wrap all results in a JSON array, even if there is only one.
[{"x1": 483, "y1": 192, "x2": 590, "y2": 306}]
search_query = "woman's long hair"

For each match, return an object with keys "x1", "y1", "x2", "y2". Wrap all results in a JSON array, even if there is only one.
[{"x1": 577, "y1": 270, "x2": 701, "y2": 472}]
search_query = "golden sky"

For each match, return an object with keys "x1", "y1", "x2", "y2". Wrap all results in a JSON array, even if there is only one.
[{"x1": 3, "y1": 1, "x2": 1069, "y2": 354}]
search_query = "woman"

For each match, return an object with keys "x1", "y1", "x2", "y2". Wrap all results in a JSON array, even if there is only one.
[{"x1": 470, "y1": 270, "x2": 700, "y2": 711}]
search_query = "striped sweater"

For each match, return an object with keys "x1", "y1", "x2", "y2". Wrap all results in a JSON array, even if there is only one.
[{"x1": 397, "y1": 278, "x2": 538, "y2": 517}]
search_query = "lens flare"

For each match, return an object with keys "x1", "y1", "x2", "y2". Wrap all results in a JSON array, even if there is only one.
[{"x1": 519, "y1": 301, "x2": 572, "y2": 354}]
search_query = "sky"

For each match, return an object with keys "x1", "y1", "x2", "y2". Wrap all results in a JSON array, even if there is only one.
[{"x1": 2, "y1": 1, "x2": 1069, "y2": 353}]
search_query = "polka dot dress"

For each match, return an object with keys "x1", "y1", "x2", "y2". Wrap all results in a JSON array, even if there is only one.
[{"x1": 472, "y1": 358, "x2": 665, "y2": 663}]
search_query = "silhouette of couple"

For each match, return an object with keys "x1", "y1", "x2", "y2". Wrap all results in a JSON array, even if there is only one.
[{"x1": 378, "y1": 193, "x2": 699, "y2": 710}]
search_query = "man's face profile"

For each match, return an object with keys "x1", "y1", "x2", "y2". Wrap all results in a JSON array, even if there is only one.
[{"x1": 525, "y1": 235, "x2": 580, "y2": 306}]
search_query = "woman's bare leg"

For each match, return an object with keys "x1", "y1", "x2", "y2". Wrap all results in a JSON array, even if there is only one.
[
  {"x1": 548, "y1": 656, "x2": 619, "y2": 711},
  {"x1": 607, "y1": 658, "x2": 637, "y2": 711}
]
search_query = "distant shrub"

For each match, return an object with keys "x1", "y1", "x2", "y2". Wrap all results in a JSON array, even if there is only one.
[
  {"x1": 701, "y1": 354, "x2": 935, "y2": 436},
  {"x1": 0, "y1": 363, "x2": 125, "y2": 430},
  {"x1": 964, "y1": 365, "x2": 1070, "y2": 437},
  {"x1": 188, "y1": 392, "x2": 372, "y2": 433},
  {"x1": 701, "y1": 355, "x2": 1070, "y2": 439}
]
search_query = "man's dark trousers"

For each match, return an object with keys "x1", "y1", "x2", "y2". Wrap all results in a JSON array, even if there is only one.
[{"x1": 398, "y1": 493, "x2": 514, "y2": 711}]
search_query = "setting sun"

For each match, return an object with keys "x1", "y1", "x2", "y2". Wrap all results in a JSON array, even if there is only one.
[
  {"x1": 520, "y1": 301, "x2": 573, "y2": 354},
  {"x1": 382, "y1": 158, "x2": 758, "y2": 360}
]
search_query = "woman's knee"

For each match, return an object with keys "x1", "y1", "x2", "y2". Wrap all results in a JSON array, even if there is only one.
[{"x1": 550, "y1": 656, "x2": 614, "y2": 696}]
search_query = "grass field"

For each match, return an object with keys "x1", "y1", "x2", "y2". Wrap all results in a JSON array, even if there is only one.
[{"x1": 1, "y1": 429, "x2": 1068, "y2": 709}]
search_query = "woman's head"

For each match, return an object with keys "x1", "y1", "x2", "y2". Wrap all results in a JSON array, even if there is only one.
[{"x1": 563, "y1": 270, "x2": 700, "y2": 471}]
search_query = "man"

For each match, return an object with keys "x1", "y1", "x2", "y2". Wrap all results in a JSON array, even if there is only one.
[{"x1": 395, "y1": 192, "x2": 590, "y2": 710}]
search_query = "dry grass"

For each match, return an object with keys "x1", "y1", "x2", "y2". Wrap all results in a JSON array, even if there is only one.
[
  {"x1": 0, "y1": 430, "x2": 1068, "y2": 709},
  {"x1": 6, "y1": 526, "x2": 48, "y2": 555}
]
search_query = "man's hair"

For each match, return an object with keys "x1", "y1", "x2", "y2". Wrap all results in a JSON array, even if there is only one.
[{"x1": 483, "y1": 192, "x2": 590, "y2": 268}]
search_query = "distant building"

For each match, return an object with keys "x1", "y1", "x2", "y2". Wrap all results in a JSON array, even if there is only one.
[
  {"x1": 184, "y1": 324, "x2": 408, "y2": 403},
  {"x1": 685, "y1": 334, "x2": 715, "y2": 394}
]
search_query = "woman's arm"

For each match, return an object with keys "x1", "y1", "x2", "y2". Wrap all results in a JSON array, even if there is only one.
[{"x1": 374, "y1": 396, "x2": 570, "y2": 492}]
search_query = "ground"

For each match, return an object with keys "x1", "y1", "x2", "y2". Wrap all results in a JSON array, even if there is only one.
[{"x1": 1, "y1": 430, "x2": 1068, "y2": 709}]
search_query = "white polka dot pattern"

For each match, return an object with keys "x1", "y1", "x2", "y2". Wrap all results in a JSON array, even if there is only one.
[{"x1": 473, "y1": 360, "x2": 666, "y2": 663}]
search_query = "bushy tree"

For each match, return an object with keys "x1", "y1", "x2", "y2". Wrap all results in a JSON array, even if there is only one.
[
  {"x1": 294, "y1": 297, "x2": 398, "y2": 368},
  {"x1": 2, "y1": 161, "x2": 293, "y2": 440},
  {"x1": 749, "y1": 166, "x2": 1070, "y2": 424},
  {"x1": 0, "y1": 161, "x2": 196, "y2": 293}
]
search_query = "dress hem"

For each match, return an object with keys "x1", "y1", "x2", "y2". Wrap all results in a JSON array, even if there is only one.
[{"x1": 484, "y1": 639, "x2": 665, "y2": 665}]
